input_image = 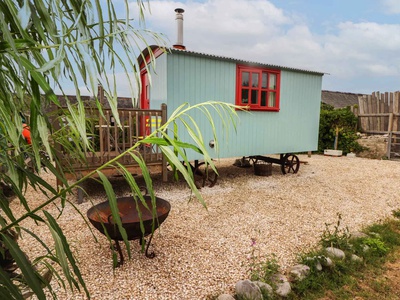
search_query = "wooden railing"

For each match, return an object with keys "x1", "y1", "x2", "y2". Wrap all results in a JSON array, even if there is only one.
[{"x1": 54, "y1": 104, "x2": 168, "y2": 183}]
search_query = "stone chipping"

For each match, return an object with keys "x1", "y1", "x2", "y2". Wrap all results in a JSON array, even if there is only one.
[{"x1": 10, "y1": 154, "x2": 400, "y2": 299}]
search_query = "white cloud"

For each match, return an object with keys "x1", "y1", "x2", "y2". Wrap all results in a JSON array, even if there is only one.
[
  {"x1": 127, "y1": 0, "x2": 400, "y2": 93},
  {"x1": 382, "y1": 0, "x2": 400, "y2": 14}
]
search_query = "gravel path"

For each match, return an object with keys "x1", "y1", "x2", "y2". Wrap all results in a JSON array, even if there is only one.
[{"x1": 11, "y1": 154, "x2": 400, "y2": 299}]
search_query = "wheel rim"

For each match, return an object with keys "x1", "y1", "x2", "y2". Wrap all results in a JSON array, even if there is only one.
[{"x1": 282, "y1": 154, "x2": 300, "y2": 174}]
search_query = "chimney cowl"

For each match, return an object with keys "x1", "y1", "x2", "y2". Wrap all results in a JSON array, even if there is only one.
[{"x1": 173, "y1": 8, "x2": 186, "y2": 50}]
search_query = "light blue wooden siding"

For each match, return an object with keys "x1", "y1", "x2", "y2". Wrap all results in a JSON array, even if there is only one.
[
  {"x1": 149, "y1": 54, "x2": 168, "y2": 109},
  {"x1": 158, "y1": 52, "x2": 322, "y2": 161}
]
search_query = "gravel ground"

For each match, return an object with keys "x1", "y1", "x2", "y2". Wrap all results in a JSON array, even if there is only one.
[{"x1": 11, "y1": 154, "x2": 400, "y2": 299}]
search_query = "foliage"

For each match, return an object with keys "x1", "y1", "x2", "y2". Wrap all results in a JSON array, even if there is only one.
[
  {"x1": 392, "y1": 208, "x2": 400, "y2": 219},
  {"x1": 318, "y1": 103, "x2": 366, "y2": 154},
  {"x1": 362, "y1": 238, "x2": 388, "y2": 256},
  {"x1": 248, "y1": 254, "x2": 280, "y2": 287},
  {"x1": 297, "y1": 219, "x2": 400, "y2": 299},
  {"x1": 319, "y1": 213, "x2": 352, "y2": 251},
  {"x1": 245, "y1": 214, "x2": 400, "y2": 299},
  {"x1": 0, "y1": 1, "x2": 238, "y2": 299}
]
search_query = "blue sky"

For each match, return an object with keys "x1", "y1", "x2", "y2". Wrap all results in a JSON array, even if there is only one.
[{"x1": 114, "y1": 0, "x2": 399, "y2": 96}]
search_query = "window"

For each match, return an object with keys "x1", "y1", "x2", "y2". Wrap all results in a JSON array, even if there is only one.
[{"x1": 236, "y1": 65, "x2": 280, "y2": 111}]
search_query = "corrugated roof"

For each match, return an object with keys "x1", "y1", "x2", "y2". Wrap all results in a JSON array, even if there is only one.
[{"x1": 170, "y1": 47, "x2": 326, "y2": 76}]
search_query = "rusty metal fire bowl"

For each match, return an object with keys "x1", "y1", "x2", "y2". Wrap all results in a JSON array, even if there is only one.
[{"x1": 87, "y1": 196, "x2": 171, "y2": 266}]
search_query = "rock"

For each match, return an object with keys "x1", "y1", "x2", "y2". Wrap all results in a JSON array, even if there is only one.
[
  {"x1": 319, "y1": 256, "x2": 334, "y2": 268},
  {"x1": 254, "y1": 281, "x2": 273, "y2": 298},
  {"x1": 275, "y1": 281, "x2": 291, "y2": 297},
  {"x1": 306, "y1": 256, "x2": 323, "y2": 271},
  {"x1": 351, "y1": 231, "x2": 368, "y2": 239},
  {"x1": 217, "y1": 294, "x2": 235, "y2": 300},
  {"x1": 235, "y1": 279, "x2": 262, "y2": 300},
  {"x1": 288, "y1": 264, "x2": 310, "y2": 281},
  {"x1": 315, "y1": 260, "x2": 323, "y2": 271},
  {"x1": 351, "y1": 254, "x2": 363, "y2": 262},
  {"x1": 326, "y1": 247, "x2": 346, "y2": 259},
  {"x1": 271, "y1": 274, "x2": 291, "y2": 297}
]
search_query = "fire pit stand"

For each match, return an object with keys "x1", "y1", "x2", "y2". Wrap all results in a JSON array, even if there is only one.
[{"x1": 87, "y1": 195, "x2": 171, "y2": 267}]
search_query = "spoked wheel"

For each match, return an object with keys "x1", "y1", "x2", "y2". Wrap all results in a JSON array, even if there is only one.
[
  {"x1": 281, "y1": 154, "x2": 300, "y2": 174},
  {"x1": 194, "y1": 161, "x2": 218, "y2": 188}
]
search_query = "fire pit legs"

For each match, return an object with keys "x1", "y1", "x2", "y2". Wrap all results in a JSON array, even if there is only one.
[
  {"x1": 114, "y1": 241, "x2": 124, "y2": 267},
  {"x1": 142, "y1": 232, "x2": 156, "y2": 259}
]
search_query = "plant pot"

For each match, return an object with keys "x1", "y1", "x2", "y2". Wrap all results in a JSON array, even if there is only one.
[{"x1": 324, "y1": 149, "x2": 343, "y2": 157}]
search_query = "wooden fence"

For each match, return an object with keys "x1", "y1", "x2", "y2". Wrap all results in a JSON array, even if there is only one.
[{"x1": 358, "y1": 92, "x2": 400, "y2": 158}]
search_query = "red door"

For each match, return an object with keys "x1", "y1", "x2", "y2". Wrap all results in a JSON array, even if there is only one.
[
  {"x1": 140, "y1": 70, "x2": 150, "y2": 137},
  {"x1": 140, "y1": 70, "x2": 149, "y2": 110}
]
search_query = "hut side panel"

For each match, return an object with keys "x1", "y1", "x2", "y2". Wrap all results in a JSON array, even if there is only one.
[
  {"x1": 148, "y1": 54, "x2": 168, "y2": 109},
  {"x1": 151, "y1": 52, "x2": 322, "y2": 160}
]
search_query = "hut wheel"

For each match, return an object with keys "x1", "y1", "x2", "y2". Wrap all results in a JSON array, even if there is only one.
[{"x1": 281, "y1": 154, "x2": 300, "y2": 174}]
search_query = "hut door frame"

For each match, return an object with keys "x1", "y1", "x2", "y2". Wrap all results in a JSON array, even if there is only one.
[{"x1": 140, "y1": 70, "x2": 150, "y2": 137}]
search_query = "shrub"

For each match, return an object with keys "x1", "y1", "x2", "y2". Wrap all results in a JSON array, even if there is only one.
[
  {"x1": 318, "y1": 103, "x2": 366, "y2": 154},
  {"x1": 320, "y1": 213, "x2": 352, "y2": 250}
]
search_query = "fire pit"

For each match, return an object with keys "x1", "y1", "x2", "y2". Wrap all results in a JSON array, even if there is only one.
[{"x1": 87, "y1": 195, "x2": 171, "y2": 266}]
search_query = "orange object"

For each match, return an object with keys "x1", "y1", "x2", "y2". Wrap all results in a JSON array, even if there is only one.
[{"x1": 22, "y1": 124, "x2": 31, "y2": 144}]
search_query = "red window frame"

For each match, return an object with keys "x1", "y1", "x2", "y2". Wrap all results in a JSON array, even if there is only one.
[{"x1": 235, "y1": 65, "x2": 281, "y2": 111}]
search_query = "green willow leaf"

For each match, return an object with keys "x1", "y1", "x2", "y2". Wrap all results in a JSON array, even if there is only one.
[
  {"x1": 0, "y1": 233, "x2": 45, "y2": 299},
  {"x1": 43, "y1": 211, "x2": 89, "y2": 297},
  {"x1": 96, "y1": 171, "x2": 131, "y2": 259},
  {"x1": 0, "y1": 267, "x2": 24, "y2": 300}
]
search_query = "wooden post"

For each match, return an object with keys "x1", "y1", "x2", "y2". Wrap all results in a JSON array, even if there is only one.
[
  {"x1": 98, "y1": 85, "x2": 105, "y2": 164},
  {"x1": 387, "y1": 132, "x2": 392, "y2": 159},
  {"x1": 161, "y1": 103, "x2": 168, "y2": 182},
  {"x1": 393, "y1": 93, "x2": 400, "y2": 155},
  {"x1": 358, "y1": 95, "x2": 367, "y2": 131},
  {"x1": 393, "y1": 92, "x2": 399, "y2": 133},
  {"x1": 334, "y1": 127, "x2": 339, "y2": 150}
]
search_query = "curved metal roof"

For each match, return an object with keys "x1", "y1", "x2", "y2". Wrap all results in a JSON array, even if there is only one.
[
  {"x1": 138, "y1": 45, "x2": 326, "y2": 75},
  {"x1": 170, "y1": 47, "x2": 326, "y2": 75}
]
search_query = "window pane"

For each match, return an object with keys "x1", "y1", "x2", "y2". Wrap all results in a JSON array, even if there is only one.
[
  {"x1": 268, "y1": 92, "x2": 276, "y2": 107},
  {"x1": 262, "y1": 72, "x2": 267, "y2": 88},
  {"x1": 269, "y1": 74, "x2": 276, "y2": 89},
  {"x1": 251, "y1": 90, "x2": 258, "y2": 104},
  {"x1": 252, "y1": 73, "x2": 259, "y2": 87},
  {"x1": 261, "y1": 91, "x2": 267, "y2": 106},
  {"x1": 242, "y1": 89, "x2": 249, "y2": 104},
  {"x1": 242, "y1": 72, "x2": 249, "y2": 87}
]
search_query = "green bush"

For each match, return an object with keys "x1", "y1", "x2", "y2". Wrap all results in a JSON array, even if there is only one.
[{"x1": 318, "y1": 103, "x2": 365, "y2": 154}]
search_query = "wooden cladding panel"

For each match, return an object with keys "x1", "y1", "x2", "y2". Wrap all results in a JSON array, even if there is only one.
[{"x1": 358, "y1": 92, "x2": 400, "y2": 133}]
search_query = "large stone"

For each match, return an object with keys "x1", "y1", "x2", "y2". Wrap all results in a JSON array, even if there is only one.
[
  {"x1": 254, "y1": 281, "x2": 273, "y2": 298},
  {"x1": 326, "y1": 247, "x2": 346, "y2": 259},
  {"x1": 319, "y1": 255, "x2": 333, "y2": 268},
  {"x1": 275, "y1": 281, "x2": 292, "y2": 297},
  {"x1": 288, "y1": 264, "x2": 310, "y2": 281},
  {"x1": 351, "y1": 254, "x2": 363, "y2": 262},
  {"x1": 235, "y1": 279, "x2": 262, "y2": 300},
  {"x1": 217, "y1": 294, "x2": 235, "y2": 300},
  {"x1": 271, "y1": 274, "x2": 291, "y2": 297},
  {"x1": 305, "y1": 256, "x2": 323, "y2": 271}
]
